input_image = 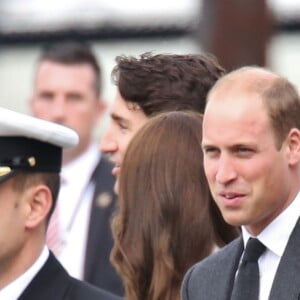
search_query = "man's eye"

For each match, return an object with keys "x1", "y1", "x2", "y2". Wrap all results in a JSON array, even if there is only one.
[
  {"x1": 237, "y1": 147, "x2": 254, "y2": 153},
  {"x1": 203, "y1": 147, "x2": 219, "y2": 157},
  {"x1": 118, "y1": 123, "x2": 128, "y2": 131},
  {"x1": 235, "y1": 147, "x2": 255, "y2": 157}
]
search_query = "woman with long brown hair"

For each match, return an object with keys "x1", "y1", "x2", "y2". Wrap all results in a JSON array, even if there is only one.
[{"x1": 111, "y1": 111, "x2": 239, "y2": 300}]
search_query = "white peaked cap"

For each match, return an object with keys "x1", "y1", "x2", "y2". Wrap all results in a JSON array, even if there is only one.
[
  {"x1": 0, "y1": 107, "x2": 79, "y2": 182},
  {"x1": 0, "y1": 107, "x2": 78, "y2": 148}
]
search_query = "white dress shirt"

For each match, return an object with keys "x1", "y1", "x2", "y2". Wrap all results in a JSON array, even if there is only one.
[
  {"x1": 241, "y1": 191, "x2": 300, "y2": 300},
  {"x1": 0, "y1": 247, "x2": 48, "y2": 300},
  {"x1": 56, "y1": 143, "x2": 100, "y2": 279}
]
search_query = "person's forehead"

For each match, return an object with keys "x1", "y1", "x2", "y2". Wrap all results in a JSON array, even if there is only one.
[
  {"x1": 207, "y1": 82, "x2": 266, "y2": 111},
  {"x1": 204, "y1": 70, "x2": 278, "y2": 143},
  {"x1": 35, "y1": 61, "x2": 97, "y2": 94}
]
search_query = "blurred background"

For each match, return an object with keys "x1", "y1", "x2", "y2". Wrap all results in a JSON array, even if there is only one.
[{"x1": 0, "y1": 0, "x2": 300, "y2": 124}]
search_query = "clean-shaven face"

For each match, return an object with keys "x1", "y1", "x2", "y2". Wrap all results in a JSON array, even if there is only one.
[
  {"x1": 100, "y1": 92, "x2": 148, "y2": 193},
  {"x1": 202, "y1": 88, "x2": 294, "y2": 235},
  {"x1": 30, "y1": 61, "x2": 104, "y2": 163}
]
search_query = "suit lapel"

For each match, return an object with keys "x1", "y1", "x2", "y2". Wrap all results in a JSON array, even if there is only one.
[
  {"x1": 76, "y1": 157, "x2": 123, "y2": 294},
  {"x1": 222, "y1": 237, "x2": 244, "y2": 300},
  {"x1": 19, "y1": 252, "x2": 71, "y2": 300},
  {"x1": 83, "y1": 158, "x2": 116, "y2": 281},
  {"x1": 193, "y1": 237, "x2": 243, "y2": 300},
  {"x1": 269, "y1": 218, "x2": 300, "y2": 300}
]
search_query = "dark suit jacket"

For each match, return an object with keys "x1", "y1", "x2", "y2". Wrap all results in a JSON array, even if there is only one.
[
  {"x1": 19, "y1": 252, "x2": 122, "y2": 300},
  {"x1": 83, "y1": 156, "x2": 123, "y2": 296},
  {"x1": 182, "y1": 218, "x2": 300, "y2": 300}
]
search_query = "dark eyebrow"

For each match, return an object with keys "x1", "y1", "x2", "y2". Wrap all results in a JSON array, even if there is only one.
[
  {"x1": 38, "y1": 90, "x2": 54, "y2": 96},
  {"x1": 201, "y1": 140, "x2": 215, "y2": 149},
  {"x1": 111, "y1": 113, "x2": 130, "y2": 126}
]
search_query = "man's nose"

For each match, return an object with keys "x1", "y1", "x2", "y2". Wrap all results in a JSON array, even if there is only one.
[{"x1": 215, "y1": 155, "x2": 237, "y2": 184}]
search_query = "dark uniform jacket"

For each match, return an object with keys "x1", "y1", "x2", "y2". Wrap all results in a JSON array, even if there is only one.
[{"x1": 19, "y1": 252, "x2": 122, "y2": 300}]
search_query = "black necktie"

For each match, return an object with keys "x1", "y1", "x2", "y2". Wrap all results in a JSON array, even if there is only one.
[{"x1": 231, "y1": 238, "x2": 266, "y2": 300}]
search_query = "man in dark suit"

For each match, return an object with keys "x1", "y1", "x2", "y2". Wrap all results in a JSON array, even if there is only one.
[
  {"x1": 0, "y1": 107, "x2": 120, "y2": 300},
  {"x1": 29, "y1": 41, "x2": 122, "y2": 295},
  {"x1": 182, "y1": 66, "x2": 300, "y2": 299}
]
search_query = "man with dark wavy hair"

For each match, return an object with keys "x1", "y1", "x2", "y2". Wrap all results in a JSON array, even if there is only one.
[{"x1": 101, "y1": 52, "x2": 225, "y2": 193}]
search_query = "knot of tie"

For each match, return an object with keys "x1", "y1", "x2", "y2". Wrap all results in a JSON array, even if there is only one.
[{"x1": 243, "y1": 238, "x2": 266, "y2": 263}]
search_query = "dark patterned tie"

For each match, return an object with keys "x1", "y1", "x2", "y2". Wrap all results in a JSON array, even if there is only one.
[{"x1": 231, "y1": 238, "x2": 266, "y2": 300}]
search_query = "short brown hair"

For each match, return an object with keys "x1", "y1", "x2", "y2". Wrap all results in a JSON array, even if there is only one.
[
  {"x1": 38, "y1": 41, "x2": 102, "y2": 97},
  {"x1": 207, "y1": 66, "x2": 300, "y2": 148}
]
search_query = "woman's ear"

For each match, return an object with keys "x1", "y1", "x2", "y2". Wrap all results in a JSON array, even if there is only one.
[{"x1": 25, "y1": 184, "x2": 52, "y2": 229}]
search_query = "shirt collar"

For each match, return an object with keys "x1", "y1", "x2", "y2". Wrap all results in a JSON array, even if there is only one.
[
  {"x1": 242, "y1": 191, "x2": 300, "y2": 257},
  {"x1": 0, "y1": 247, "x2": 49, "y2": 299}
]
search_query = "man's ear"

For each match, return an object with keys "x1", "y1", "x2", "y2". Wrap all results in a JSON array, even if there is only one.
[
  {"x1": 286, "y1": 128, "x2": 300, "y2": 166},
  {"x1": 25, "y1": 184, "x2": 52, "y2": 229}
]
